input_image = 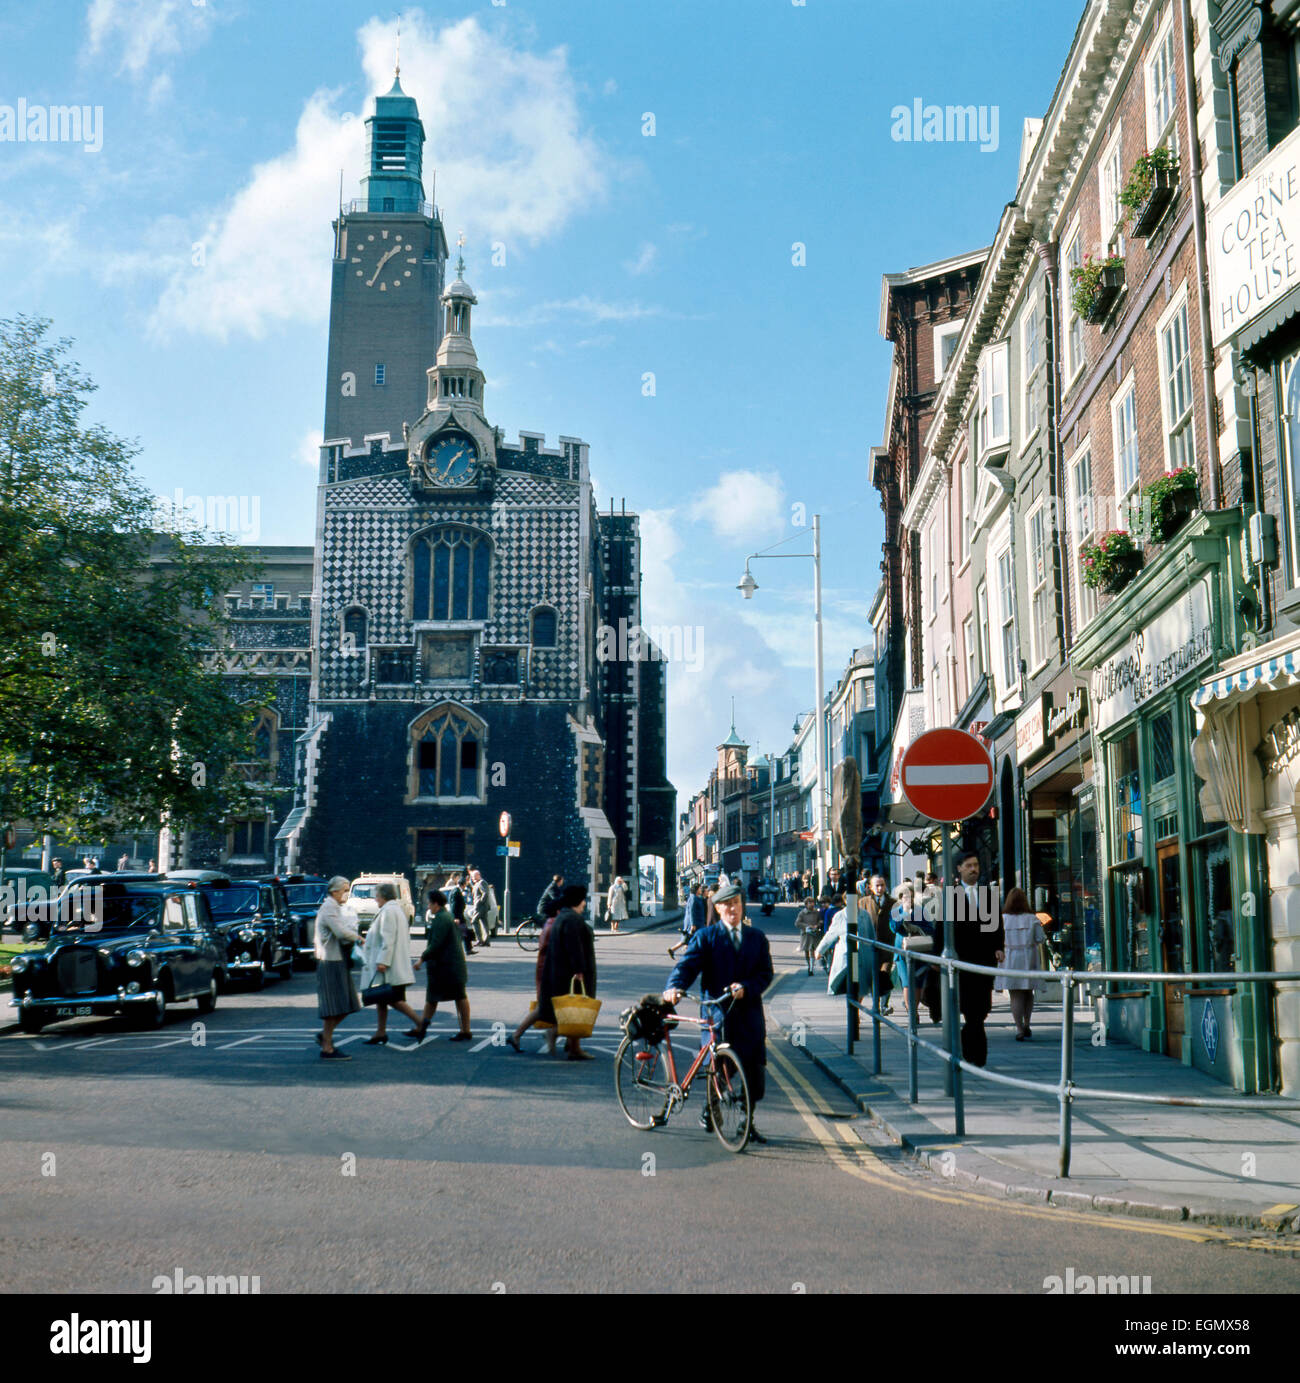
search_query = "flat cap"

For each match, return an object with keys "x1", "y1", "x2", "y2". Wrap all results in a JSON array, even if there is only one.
[{"x1": 712, "y1": 882, "x2": 743, "y2": 903}]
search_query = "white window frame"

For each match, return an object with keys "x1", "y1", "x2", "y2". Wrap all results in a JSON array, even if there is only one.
[
  {"x1": 976, "y1": 581, "x2": 991, "y2": 679},
  {"x1": 1021, "y1": 282, "x2": 1044, "y2": 453},
  {"x1": 956, "y1": 458, "x2": 970, "y2": 570},
  {"x1": 934, "y1": 320, "x2": 965, "y2": 383},
  {"x1": 978, "y1": 340, "x2": 1010, "y2": 455},
  {"x1": 1061, "y1": 215, "x2": 1085, "y2": 386},
  {"x1": 1099, "y1": 123, "x2": 1125, "y2": 251},
  {"x1": 1157, "y1": 285, "x2": 1196, "y2": 474},
  {"x1": 963, "y1": 614, "x2": 976, "y2": 696},
  {"x1": 1110, "y1": 370, "x2": 1141, "y2": 526},
  {"x1": 928, "y1": 516, "x2": 941, "y2": 624},
  {"x1": 1069, "y1": 439, "x2": 1099, "y2": 629},
  {"x1": 1145, "y1": 9, "x2": 1177, "y2": 152},
  {"x1": 1025, "y1": 500, "x2": 1052, "y2": 675},
  {"x1": 993, "y1": 543, "x2": 1019, "y2": 699}
]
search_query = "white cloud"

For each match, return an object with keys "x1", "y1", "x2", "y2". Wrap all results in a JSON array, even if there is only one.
[
  {"x1": 694, "y1": 470, "x2": 787, "y2": 544},
  {"x1": 148, "y1": 15, "x2": 609, "y2": 341},
  {"x1": 602, "y1": 78, "x2": 618, "y2": 96},
  {"x1": 297, "y1": 428, "x2": 324, "y2": 469},
  {"x1": 624, "y1": 241, "x2": 657, "y2": 276},
  {"x1": 83, "y1": 0, "x2": 213, "y2": 83},
  {"x1": 637, "y1": 508, "x2": 805, "y2": 799}
]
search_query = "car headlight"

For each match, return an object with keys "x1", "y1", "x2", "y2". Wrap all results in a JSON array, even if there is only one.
[
  {"x1": 238, "y1": 929, "x2": 257, "y2": 943},
  {"x1": 23, "y1": 923, "x2": 38, "y2": 941},
  {"x1": 11, "y1": 956, "x2": 29, "y2": 974},
  {"x1": 126, "y1": 950, "x2": 147, "y2": 968}
]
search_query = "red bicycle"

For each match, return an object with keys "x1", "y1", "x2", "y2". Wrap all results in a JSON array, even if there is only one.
[{"x1": 614, "y1": 992, "x2": 752, "y2": 1152}]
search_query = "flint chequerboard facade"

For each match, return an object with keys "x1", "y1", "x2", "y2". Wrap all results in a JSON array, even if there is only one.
[{"x1": 172, "y1": 75, "x2": 674, "y2": 909}]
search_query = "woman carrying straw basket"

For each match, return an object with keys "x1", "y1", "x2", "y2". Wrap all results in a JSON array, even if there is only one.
[{"x1": 542, "y1": 883, "x2": 597, "y2": 1061}]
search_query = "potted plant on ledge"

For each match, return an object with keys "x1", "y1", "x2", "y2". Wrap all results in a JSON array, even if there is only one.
[
  {"x1": 1120, "y1": 147, "x2": 1179, "y2": 238},
  {"x1": 1071, "y1": 253, "x2": 1125, "y2": 324},
  {"x1": 1142, "y1": 466, "x2": 1198, "y2": 542},
  {"x1": 1081, "y1": 529, "x2": 1142, "y2": 594}
]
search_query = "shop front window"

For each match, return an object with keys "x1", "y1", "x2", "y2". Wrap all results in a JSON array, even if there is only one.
[
  {"x1": 1282, "y1": 353, "x2": 1300, "y2": 588},
  {"x1": 1112, "y1": 864, "x2": 1150, "y2": 974},
  {"x1": 1112, "y1": 730, "x2": 1143, "y2": 861},
  {"x1": 1192, "y1": 834, "x2": 1235, "y2": 976}
]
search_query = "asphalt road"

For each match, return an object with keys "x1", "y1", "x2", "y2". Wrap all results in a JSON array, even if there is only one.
[{"x1": 1, "y1": 905, "x2": 1296, "y2": 1294}]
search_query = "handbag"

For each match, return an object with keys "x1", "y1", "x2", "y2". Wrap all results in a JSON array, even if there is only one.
[
  {"x1": 361, "y1": 975, "x2": 397, "y2": 1006},
  {"x1": 551, "y1": 976, "x2": 601, "y2": 1038},
  {"x1": 902, "y1": 934, "x2": 934, "y2": 952}
]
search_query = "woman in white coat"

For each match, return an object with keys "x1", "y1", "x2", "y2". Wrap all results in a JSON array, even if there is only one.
[
  {"x1": 606, "y1": 876, "x2": 629, "y2": 932},
  {"x1": 359, "y1": 881, "x2": 420, "y2": 1044},
  {"x1": 814, "y1": 902, "x2": 849, "y2": 997}
]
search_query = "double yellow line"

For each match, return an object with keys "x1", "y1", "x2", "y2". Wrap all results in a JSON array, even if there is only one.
[{"x1": 764, "y1": 1038, "x2": 1300, "y2": 1253}]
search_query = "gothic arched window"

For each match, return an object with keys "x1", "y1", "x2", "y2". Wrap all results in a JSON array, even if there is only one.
[
  {"x1": 342, "y1": 606, "x2": 368, "y2": 651},
  {"x1": 248, "y1": 706, "x2": 279, "y2": 780},
  {"x1": 412, "y1": 526, "x2": 491, "y2": 621},
  {"x1": 410, "y1": 705, "x2": 484, "y2": 801},
  {"x1": 531, "y1": 606, "x2": 558, "y2": 647}
]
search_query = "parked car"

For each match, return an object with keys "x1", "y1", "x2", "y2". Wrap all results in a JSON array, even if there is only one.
[
  {"x1": 275, "y1": 874, "x2": 331, "y2": 968},
  {"x1": 1, "y1": 868, "x2": 54, "y2": 935},
  {"x1": 9, "y1": 880, "x2": 224, "y2": 1033},
  {"x1": 164, "y1": 872, "x2": 295, "y2": 987},
  {"x1": 347, "y1": 874, "x2": 414, "y2": 935},
  {"x1": 15, "y1": 873, "x2": 162, "y2": 942}
]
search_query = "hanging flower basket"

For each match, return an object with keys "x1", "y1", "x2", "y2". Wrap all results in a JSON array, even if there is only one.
[
  {"x1": 1142, "y1": 466, "x2": 1198, "y2": 542},
  {"x1": 1071, "y1": 255, "x2": 1125, "y2": 324},
  {"x1": 1120, "y1": 148, "x2": 1179, "y2": 238},
  {"x1": 1081, "y1": 529, "x2": 1143, "y2": 593}
]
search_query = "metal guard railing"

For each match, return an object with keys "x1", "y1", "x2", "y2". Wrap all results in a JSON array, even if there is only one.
[{"x1": 841, "y1": 925, "x2": 1300, "y2": 1177}]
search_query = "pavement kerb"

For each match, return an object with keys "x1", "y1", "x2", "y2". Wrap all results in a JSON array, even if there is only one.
[{"x1": 782, "y1": 1021, "x2": 1300, "y2": 1236}]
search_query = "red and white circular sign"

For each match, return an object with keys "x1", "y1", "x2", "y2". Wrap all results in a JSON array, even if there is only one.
[{"x1": 898, "y1": 728, "x2": 994, "y2": 822}]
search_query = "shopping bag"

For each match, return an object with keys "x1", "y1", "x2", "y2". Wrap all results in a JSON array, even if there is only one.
[{"x1": 551, "y1": 976, "x2": 601, "y2": 1037}]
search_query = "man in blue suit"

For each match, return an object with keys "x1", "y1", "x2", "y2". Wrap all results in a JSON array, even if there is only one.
[{"x1": 664, "y1": 882, "x2": 774, "y2": 1144}]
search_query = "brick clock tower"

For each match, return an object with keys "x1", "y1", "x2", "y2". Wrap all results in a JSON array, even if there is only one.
[{"x1": 322, "y1": 71, "x2": 449, "y2": 453}]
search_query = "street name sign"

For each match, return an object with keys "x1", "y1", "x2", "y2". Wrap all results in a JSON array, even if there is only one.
[{"x1": 899, "y1": 727, "x2": 994, "y2": 822}]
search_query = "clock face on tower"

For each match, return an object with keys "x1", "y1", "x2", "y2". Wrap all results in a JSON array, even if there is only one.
[
  {"x1": 425, "y1": 432, "x2": 480, "y2": 486},
  {"x1": 351, "y1": 230, "x2": 418, "y2": 292}
]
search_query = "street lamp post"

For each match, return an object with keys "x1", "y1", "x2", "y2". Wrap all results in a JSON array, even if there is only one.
[{"x1": 739, "y1": 514, "x2": 829, "y2": 895}]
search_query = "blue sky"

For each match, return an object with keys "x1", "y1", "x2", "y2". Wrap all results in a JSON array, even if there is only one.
[{"x1": 1, "y1": 0, "x2": 1084, "y2": 797}]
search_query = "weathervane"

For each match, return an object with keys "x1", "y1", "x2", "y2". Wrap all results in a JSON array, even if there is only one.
[
  {"x1": 395, "y1": 20, "x2": 401, "y2": 81},
  {"x1": 456, "y1": 230, "x2": 467, "y2": 276}
]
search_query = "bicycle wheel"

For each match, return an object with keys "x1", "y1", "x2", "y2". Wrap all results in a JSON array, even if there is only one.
[
  {"x1": 614, "y1": 1035, "x2": 671, "y2": 1129},
  {"x1": 707, "y1": 1048, "x2": 752, "y2": 1152},
  {"x1": 514, "y1": 915, "x2": 541, "y2": 951}
]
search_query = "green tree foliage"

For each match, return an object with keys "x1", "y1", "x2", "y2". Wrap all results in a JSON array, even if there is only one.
[{"x1": 0, "y1": 315, "x2": 263, "y2": 835}]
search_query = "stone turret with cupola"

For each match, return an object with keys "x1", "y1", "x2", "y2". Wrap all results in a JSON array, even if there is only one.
[{"x1": 405, "y1": 244, "x2": 498, "y2": 496}]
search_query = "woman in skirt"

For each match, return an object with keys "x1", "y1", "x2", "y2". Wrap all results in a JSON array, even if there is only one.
[
  {"x1": 996, "y1": 886, "x2": 1047, "y2": 1041},
  {"x1": 409, "y1": 889, "x2": 471, "y2": 1044},
  {"x1": 314, "y1": 876, "x2": 362, "y2": 1059},
  {"x1": 796, "y1": 895, "x2": 822, "y2": 975}
]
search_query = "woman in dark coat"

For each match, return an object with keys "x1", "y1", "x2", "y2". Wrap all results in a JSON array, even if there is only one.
[
  {"x1": 542, "y1": 884, "x2": 597, "y2": 1061},
  {"x1": 507, "y1": 910, "x2": 560, "y2": 1055},
  {"x1": 409, "y1": 889, "x2": 471, "y2": 1044}
]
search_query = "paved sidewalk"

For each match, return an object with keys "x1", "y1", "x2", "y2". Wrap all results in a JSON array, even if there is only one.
[{"x1": 766, "y1": 965, "x2": 1300, "y2": 1233}]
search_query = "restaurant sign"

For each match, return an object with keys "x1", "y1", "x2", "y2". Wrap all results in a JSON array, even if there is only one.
[
  {"x1": 1208, "y1": 122, "x2": 1300, "y2": 347},
  {"x1": 1090, "y1": 579, "x2": 1214, "y2": 733}
]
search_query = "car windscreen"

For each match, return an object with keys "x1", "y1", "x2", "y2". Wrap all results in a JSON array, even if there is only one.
[
  {"x1": 53, "y1": 890, "x2": 163, "y2": 933},
  {"x1": 285, "y1": 884, "x2": 328, "y2": 906},
  {"x1": 205, "y1": 884, "x2": 262, "y2": 921},
  {"x1": 349, "y1": 884, "x2": 377, "y2": 899}
]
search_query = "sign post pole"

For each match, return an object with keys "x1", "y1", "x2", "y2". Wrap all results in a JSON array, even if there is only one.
[{"x1": 499, "y1": 812, "x2": 512, "y2": 934}]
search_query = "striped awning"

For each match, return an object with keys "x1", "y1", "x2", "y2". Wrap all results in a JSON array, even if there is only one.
[{"x1": 1193, "y1": 650, "x2": 1300, "y2": 711}]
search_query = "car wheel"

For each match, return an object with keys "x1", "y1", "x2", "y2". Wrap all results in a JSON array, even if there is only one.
[
  {"x1": 19, "y1": 1011, "x2": 44, "y2": 1035},
  {"x1": 197, "y1": 976, "x2": 218, "y2": 1014},
  {"x1": 140, "y1": 987, "x2": 167, "y2": 1030}
]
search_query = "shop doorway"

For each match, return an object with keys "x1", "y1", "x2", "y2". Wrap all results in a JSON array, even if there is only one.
[{"x1": 1156, "y1": 837, "x2": 1186, "y2": 1055}]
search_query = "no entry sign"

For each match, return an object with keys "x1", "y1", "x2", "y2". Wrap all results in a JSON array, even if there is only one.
[{"x1": 898, "y1": 728, "x2": 994, "y2": 822}]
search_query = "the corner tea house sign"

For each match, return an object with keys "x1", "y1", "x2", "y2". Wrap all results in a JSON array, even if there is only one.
[
  {"x1": 1208, "y1": 122, "x2": 1300, "y2": 347},
  {"x1": 1090, "y1": 579, "x2": 1214, "y2": 734}
]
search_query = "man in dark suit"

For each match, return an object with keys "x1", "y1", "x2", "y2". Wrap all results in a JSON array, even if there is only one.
[
  {"x1": 664, "y1": 882, "x2": 774, "y2": 1145},
  {"x1": 859, "y1": 874, "x2": 894, "y2": 1013},
  {"x1": 946, "y1": 851, "x2": 1005, "y2": 1067}
]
